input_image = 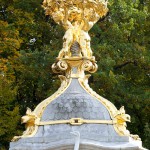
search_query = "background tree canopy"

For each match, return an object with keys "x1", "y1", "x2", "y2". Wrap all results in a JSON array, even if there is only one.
[{"x1": 0, "y1": 0, "x2": 149, "y2": 149}]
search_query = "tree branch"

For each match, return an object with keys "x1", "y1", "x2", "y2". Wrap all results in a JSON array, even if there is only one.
[{"x1": 114, "y1": 60, "x2": 137, "y2": 70}]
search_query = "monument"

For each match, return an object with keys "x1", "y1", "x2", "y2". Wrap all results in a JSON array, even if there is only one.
[{"x1": 9, "y1": 0, "x2": 146, "y2": 149}]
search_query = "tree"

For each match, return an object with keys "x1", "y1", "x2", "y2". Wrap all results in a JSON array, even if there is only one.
[
  {"x1": 12, "y1": 49, "x2": 60, "y2": 112},
  {"x1": 0, "y1": 20, "x2": 21, "y2": 76},
  {"x1": 0, "y1": 75, "x2": 20, "y2": 149},
  {"x1": 0, "y1": 0, "x2": 149, "y2": 149},
  {"x1": 90, "y1": 0, "x2": 150, "y2": 148}
]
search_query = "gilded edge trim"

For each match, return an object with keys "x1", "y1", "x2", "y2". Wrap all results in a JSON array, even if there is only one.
[
  {"x1": 18, "y1": 77, "x2": 72, "y2": 139},
  {"x1": 78, "y1": 77, "x2": 117, "y2": 118},
  {"x1": 37, "y1": 118, "x2": 115, "y2": 126},
  {"x1": 78, "y1": 77, "x2": 124, "y2": 136},
  {"x1": 34, "y1": 77, "x2": 72, "y2": 117}
]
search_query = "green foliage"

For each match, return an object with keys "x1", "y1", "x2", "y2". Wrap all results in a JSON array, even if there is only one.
[
  {"x1": 0, "y1": 21, "x2": 20, "y2": 58},
  {"x1": 13, "y1": 49, "x2": 60, "y2": 112},
  {"x1": 0, "y1": 76, "x2": 20, "y2": 149},
  {"x1": 144, "y1": 123, "x2": 150, "y2": 148},
  {"x1": 0, "y1": 0, "x2": 149, "y2": 149},
  {"x1": 90, "y1": 0, "x2": 150, "y2": 148}
]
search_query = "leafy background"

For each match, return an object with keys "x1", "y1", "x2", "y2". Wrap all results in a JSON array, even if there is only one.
[{"x1": 0, "y1": 0, "x2": 149, "y2": 149}]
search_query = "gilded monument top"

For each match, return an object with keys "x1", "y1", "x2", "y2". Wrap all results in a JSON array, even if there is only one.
[
  {"x1": 11, "y1": 1, "x2": 142, "y2": 146},
  {"x1": 43, "y1": 0, "x2": 108, "y2": 59},
  {"x1": 42, "y1": 0, "x2": 108, "y2": 31}
]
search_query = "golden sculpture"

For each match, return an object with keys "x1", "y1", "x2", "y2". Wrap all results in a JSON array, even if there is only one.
[
  {"x1": 11, "y1": 0, "x2": 141, "y2": 143},
  {"x1": 12, "y1": 108, "x2": 39, "y2": 142},
  {"x1": 43, "y1": 0, "x2": 108, "y2": 58},
  {"x1": 113, "y1": 106, "x2": 131, "y2": 136}
]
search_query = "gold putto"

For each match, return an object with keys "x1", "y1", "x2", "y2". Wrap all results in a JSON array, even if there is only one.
[{"x1": 42, "y1": 0, "x2": 108, "y2": 58}]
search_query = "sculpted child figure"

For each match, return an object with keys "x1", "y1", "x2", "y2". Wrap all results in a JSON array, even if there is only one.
[{"x1": 42, "y1": 0, "x2": 108, "y2": 58}]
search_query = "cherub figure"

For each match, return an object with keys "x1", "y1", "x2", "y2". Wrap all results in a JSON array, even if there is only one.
[
  {"x1": 58, "y1": 5, "x2": 93, "y2": 58},
  {"x1": 42, "y1": 0, "x2": 108, "y2": 58}
]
